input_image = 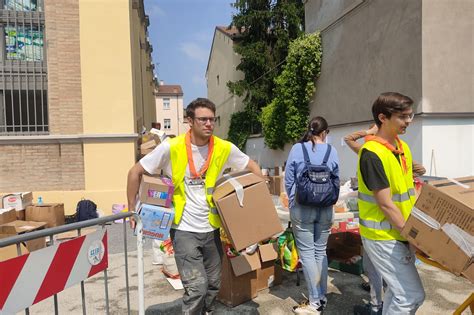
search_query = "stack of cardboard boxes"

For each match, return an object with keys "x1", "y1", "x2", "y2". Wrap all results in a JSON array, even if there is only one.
[
  {"x1": 213, "y1": 171, "x2": 284, "y2": 306},
  {"x1": 140, "y1": 129, "x2": 167, "y2": 157},
  {"x1": 0, "y1": 192, "x2": 65, "y2": 261},
  {"x1": 264, "y1": 166, "x2": 285, "y2": 196},
  {"x1": 402, "y1": 176, "x2": 474, "y2": 282},
  {"x1": 137, "y1": 175, "x2": 175, "y2": 240}
]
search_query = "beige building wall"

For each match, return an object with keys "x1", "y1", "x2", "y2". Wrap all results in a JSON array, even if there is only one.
[
  {"x1": 0, "y1": 0, "x2": 156, "y2": 215},
  {"x1": 206, "y1": 28, "x2": 245, "y2": 139},
  {"x1": 155, "y1": 93, "x2": 187, "y2": 136}
]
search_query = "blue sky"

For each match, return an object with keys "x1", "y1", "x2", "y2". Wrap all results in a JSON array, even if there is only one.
[{"x1": 144, "y1": 0, "x2": 236, "y2": 106}]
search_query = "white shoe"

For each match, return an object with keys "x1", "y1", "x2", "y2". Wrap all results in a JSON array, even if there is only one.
[{"x1": 292, "y1": 301, "x2": 321, "y2": 314}]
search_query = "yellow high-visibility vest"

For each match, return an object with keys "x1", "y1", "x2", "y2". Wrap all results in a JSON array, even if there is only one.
[
  {"x1": 169, "y1": 134, "x2": 231, "y2": 228},
  {"x1": 357, "y1": 139, "x2": 416, "y2": 241}
]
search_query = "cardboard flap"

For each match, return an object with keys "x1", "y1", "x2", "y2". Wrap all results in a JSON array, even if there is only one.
[
  {"x1": 213, "y1": 171, "x2": 263, "y2": 200},
  {"x1": 0, "y1": 209, "x2": 17, "y2": 225},
  {"x1": 0, "y1": 220, "x2": 47, "y2": 234},
  {"x1": 427, "y1": 176, "x2": 474, "y2": 209},
  {"x1": 230, "y1": 252, "x2": 262, "y2": 277},
  {"x1": 258, "y1": 243, "x2": 278, "y2": 262}
]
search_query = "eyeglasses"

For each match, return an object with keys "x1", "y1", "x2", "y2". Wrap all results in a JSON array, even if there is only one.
[
  {"x1": 394, "y1": 113, "x2": 415, "y2": 121},
  {"x1": 194, "y1": 117, "x2": 218, "y2": 124}
]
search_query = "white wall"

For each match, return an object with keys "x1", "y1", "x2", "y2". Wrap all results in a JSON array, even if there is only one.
[{"x1": 421, "y1": 118, "x2": 474, "y2": 178}]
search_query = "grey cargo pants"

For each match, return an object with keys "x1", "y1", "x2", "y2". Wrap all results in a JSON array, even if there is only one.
[{"x1": 170, "y1": 228, "x2": 223, "y2": 315}]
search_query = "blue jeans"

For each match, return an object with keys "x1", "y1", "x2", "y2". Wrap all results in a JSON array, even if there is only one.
[
  {"x1": 290, "y1": 203, "x2": 333, "y2": 305},
  {"x1": 362, "y1": 238, "x2": 425, "y2": 315}
]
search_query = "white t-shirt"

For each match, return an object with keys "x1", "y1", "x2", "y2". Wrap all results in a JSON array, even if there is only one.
[{"x1": 140, "y1": 140, "x2": 250, "y2": 232}]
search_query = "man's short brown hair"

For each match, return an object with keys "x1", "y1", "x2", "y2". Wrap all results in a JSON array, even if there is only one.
[
  {"x1": 372, "y1": 92, "x2": 414, "y2": 126},
  {"x1": 186, "y1": 98, "x2": 216, "y2": 119}
]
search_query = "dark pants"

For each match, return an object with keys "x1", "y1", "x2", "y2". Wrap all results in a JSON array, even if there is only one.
[{"x1": 170, "y1": 228, "x2": 223, "y2": 315}]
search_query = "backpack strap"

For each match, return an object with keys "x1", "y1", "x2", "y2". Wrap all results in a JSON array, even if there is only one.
[
  {"x1": 301, "y1": 142, "x2": 311, "y2": 165},
  {"x1": 322, "y1": 145, "x2": 332, "y2": 166}
]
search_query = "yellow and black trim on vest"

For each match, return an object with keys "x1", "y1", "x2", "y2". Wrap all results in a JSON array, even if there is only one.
[
  {"x1": 357, "y1": 139, "x2": 416, "y2": 241},
  {"x1": 168, "y1": 134, "x2": 232, "y2": 228}
]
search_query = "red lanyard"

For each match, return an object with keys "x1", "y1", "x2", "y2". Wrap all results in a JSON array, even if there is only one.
[
  {"x1": 185, "y1": 131, "x2": 214, "y2": 179},
  {"x1": 365, "y1": 135, "x2": 408, "y2": 173}
]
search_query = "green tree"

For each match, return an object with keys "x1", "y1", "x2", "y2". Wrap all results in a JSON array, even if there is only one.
[
  {"x1": 227, "y1": 0, "x2": 305, "y2": 150},
  {"x1": 261, "y1": 32, "x2": 322, "y2": 149}
]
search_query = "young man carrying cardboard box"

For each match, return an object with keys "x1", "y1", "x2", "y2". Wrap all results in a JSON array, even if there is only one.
[
  {"x1": 127, "y1": 98, "x2": 261, "y2": 315},
  {"x1": 357, "y1": 92, "x2": 425, "y2": 314}
]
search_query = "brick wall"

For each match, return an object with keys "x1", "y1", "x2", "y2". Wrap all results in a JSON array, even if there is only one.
[
  {"x1": 0, "y1": 143, "x2": 85, "y2": 191},
  {"x1": 44, "y1": 0, "x2": 83, "y2": 135},
  {"x1": 0, "y1": 0, "x2": 86, "y2": 192}
]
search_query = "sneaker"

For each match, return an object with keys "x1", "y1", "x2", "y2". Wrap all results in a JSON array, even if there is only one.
[
  {"x1": 292, "y1": 302, "x2": 321, "y2": 314},
  {"x1": 318, "y1": 297, "x2": 327, "y2": 311},
  {"x1": 353, "y1": 303, "x2": 382, "y2": 315}
]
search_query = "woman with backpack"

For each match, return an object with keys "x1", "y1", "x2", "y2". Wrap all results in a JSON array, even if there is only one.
[{"x1": 285, "y1": 116, "x2": 340, "y2": 314}]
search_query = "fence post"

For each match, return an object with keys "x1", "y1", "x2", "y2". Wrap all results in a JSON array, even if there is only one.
[{"x1": 134, "y1": 214, "x2": 145, "y2": 315}]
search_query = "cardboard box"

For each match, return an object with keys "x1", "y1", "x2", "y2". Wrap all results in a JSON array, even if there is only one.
[
  {"x1": 268, "y1": 176, "x2": 284, "y2": 196},
  {"x1": 16, "y1": 209, "x2": 25, "y2": 220},
  {"x1": 327, "y1": 232, "x2": 363, "y2": 275},
  {"x1": 414, "y1": 176, "x2": 473, "y2": 234},
  {"x1": 213, "y1": 171, "x2": 283, "y2": 251},
  {"x1": 0, "y1": 220, "x2": 47, "y2": 252},
  {"x1": 26, "y1": 204, "x2": 65, "y2": 228},
  {"x1": 139, "y1": 175, "x2": 174, "y2": 208},
  {"x1": 401, "y1": 177, "x2": 474, "y2": 282},
  {"x1": 139, "y1": 204, "x2": 174, "y2": 240},
  {"x1": 256, "y1": 243, "x2": 282, "y2": 291},
  {"x1": 228, "y1": 251, "x2": 261, "y2": 277},
  {"x1": 218, "y1": 252, "x2": 258, "y2": 307},
  {"x1": 0, "y1": 243, "x2": 28, "y2": 261},
  {"x1": 0, "y1": 208, "x2": 16, "y2": 225},
  {"x1": 2, "y1": 192, "x2": 33, "y2": 211}
]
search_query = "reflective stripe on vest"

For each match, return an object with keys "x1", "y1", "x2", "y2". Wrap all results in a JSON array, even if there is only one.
[
  {"x1": 169, "y1": 134, "x2": 232, "y2": 228},
  {"x1": 358, "y1": 188, "x2": 415, "y2": 204},
  {"x1": 357, "y1": 139, "x2": 415, "y2": 241}
]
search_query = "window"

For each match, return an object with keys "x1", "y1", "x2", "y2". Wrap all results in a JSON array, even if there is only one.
[
  {"x1": 4, "y1": 0, "x2": 40, "y2": 11},
  {"x1": 5, "y1": 26, "x2": 44, "y2": 61},
  {"x1": 164, "y1": 119, "x2": 171, "y2": 130},
  {"x1": 163, "y1": 98, "x2": 170, "y2": 110}
]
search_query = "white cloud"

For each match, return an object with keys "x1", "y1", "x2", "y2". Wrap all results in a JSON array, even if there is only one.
[{"x1": 179, "y1": 42, "x2": 208, "y2": 63}]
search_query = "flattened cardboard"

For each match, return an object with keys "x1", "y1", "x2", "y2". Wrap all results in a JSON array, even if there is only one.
[
  {"x1": 213, "y1": 171, "x2": 283, "y2": 251},
  {"x1": 229, "y1": 252, "x2": 261, "y2": 277},
  {"x1": 415, "y1": 176, "x2": 474, "y2": 234},
  {"x1": 2, "y1": 192, "x2": 33, "y2": 211},
  {"x1": 139, "y1": 175, "x2": 174, "y2": 208},
  {"x1": 26, "y1": 203, "x2": 65, "y2": 228},
  {"x1": 218, "y1": 252, "x2": 257, "y2": 307},
  {"x1": 0, "y1": 208, "x2": 16, "y2": 225}
]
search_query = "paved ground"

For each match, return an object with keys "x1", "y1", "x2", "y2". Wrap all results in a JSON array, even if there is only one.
[{"x1": 25, "y1": 222, "x2": 473, "y2": 315}]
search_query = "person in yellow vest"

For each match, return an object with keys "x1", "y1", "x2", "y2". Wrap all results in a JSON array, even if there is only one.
[
  {"x1": 357, "y1": 92, "x2": 425, "y2": 314},
  {"x1": 127, "y1": 98, "x2": 262, "y2": 315}
]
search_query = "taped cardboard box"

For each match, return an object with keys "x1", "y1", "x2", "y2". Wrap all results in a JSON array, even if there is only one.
[
  {"x1": 1, "y1": 192, "x2": 33, "y2": 211},
  {"x1": 26, "y1": 203, "x2": 65, "y2": 228},
  {"x1": 213, "y1": 171, "x2": 283, "y2": 252},
  {"x1": 402, "y1": 213, "x2": 473, "y2": 281},
  {"x1": 0, "y1": 220, "x2": 47, "y2": 252},
  {"x1": 0, "y1": 243, "x2": 28, "y2": 262},
  {"x1": 139, "y1": 175, "x2": 174, "y2": 208},
  {"x1": 401, "y1": 177, "x2": 474, "y2": 282}
]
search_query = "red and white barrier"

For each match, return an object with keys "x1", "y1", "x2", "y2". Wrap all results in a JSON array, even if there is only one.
[{"x1": 0, "y1": 229, "x2": 108, "y2": 314}]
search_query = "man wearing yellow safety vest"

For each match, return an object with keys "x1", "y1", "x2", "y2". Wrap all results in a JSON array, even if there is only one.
[
  {"x1": 357, "y1": 92, "x2": 425, "y2": 314},
  {"x1": 127, "y1": 98, "x2": 262, "y2": 315}
]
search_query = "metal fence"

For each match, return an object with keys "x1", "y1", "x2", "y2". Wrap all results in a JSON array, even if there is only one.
[{"x1": 0, "y1": 212, "x2": 145, "y2": 315}]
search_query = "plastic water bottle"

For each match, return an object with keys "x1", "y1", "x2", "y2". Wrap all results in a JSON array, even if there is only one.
[{"x1": 37, "y1": 196, "x2": 43, "y2": 205}]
